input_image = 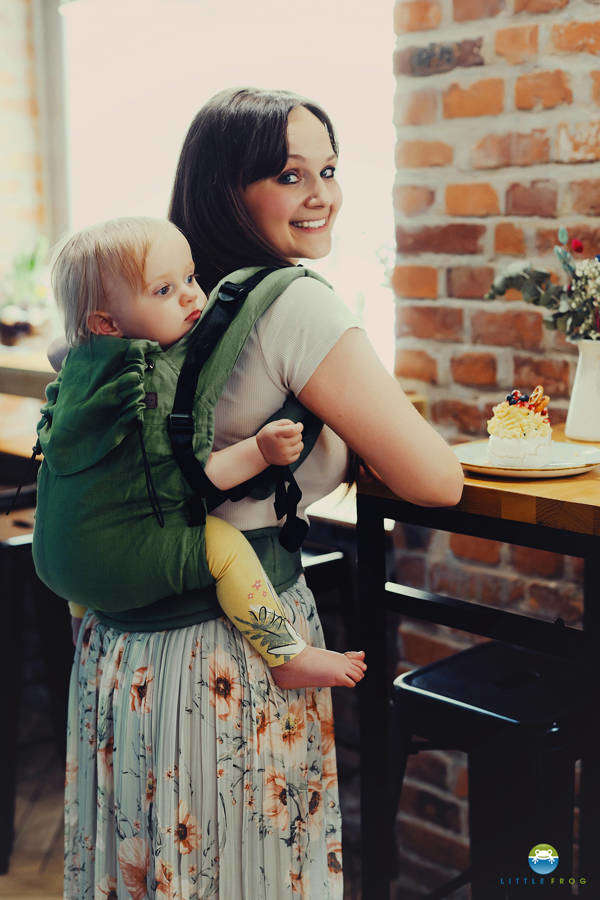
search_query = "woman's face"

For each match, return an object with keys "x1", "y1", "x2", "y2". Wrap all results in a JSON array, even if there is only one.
[{"x1": 242, "y1": 106, "x2": 342, "y2": 264}]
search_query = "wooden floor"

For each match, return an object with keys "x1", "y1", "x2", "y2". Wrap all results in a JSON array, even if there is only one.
[{"x1": 0, "y1": 740, "x2": 64, "y2": 898}]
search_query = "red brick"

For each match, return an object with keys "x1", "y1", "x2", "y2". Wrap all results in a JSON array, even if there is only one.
[
  {"x1": 393, "y1": 554, "x2": 427, "y2": 588},
  {"x1": 397, "y1": 306, "x2": 463, "y2": 341},
  {"x1": 431, "y1": 400, "x2": 486, "y2": 434},
  {"x1": 495, "y1": 25, "x2": 538, "y2": 64},
  {"x1": 536, "y1": 226, "x2": 600, "y2": 257},
  {"x1": 399, "y1": 817, "x2": 470, "y2": 870},
  {"x1": 446, "y1": 266, "x2": 494, "y2": 299},
  {"x1": 395, "y1": 0, "x2": 442, "y2": 33},
  {"x1": 515, "y1": 0, "x2": 567, "y2": 10},
  {"x1": 592, "y1": 71, "x2": 600, "y2": 105},
  {"x1": 556, "y1": 121, "x2": 600, "y2": 163},
  {"x1": 472, "y1": 129, "x2": 550, "y2": 169},
  {"x1": 511, "y1": 546, "x2": 564, "y2": 578},
  {"x1": 552, "y1": 330, "x2": 579, "y2": 355},
  {"x1": 400, "y1": 783, "x2": 462, "y2": 832},
  {"x1": 552, "y1": 21, "x2": 600, "y2": 55},
  {"x1": 480, "y1": 574, "x2": 527, "y2": 610},
  {"x1": 395, "y1": 184, "x2": 435, "y2": 216},
  {"x1": 396, "y1": 88, "x2": 438, "y2": 125},
  {"x1": 513, "y1": 355, "x2": 571, "y2": 396},
  {"x1": 454, "y1": 0, "x2": 503, "y2": 21},
  {"x1": 393, "y1": 265, "x2": 438, "y2": 298},
  {"x1": 471, "y1": 310, "x2": 544, "y2": 350},
  {"x1": 454, "y1": 764, "x2": 468, "y2": 799},
  {"x1": 397, "y1": 140, "x2": 453, "y2": 167},
  {"x1": 405, "y1": 751, "x2": 450, "y2": 790},
  {"x1": 430, "y1": 561, "x2": 480, "y2": 600},
  {"x1": 569, "y1": 179, "x2": 600, "y2": 215},
  {"x1": 443, "y1": 79, "x2": 504, "y2": 118},
  {"x1": 515, "y1": 71, "x2": 572, "y2": 111},
  {"x1": 397, "y1": 224, "x2": 486, "y2": 255},
  {"x1": 445, "y1": 183, "x2": 499, "y2": 216},
  {"x1": 450, "y1": 352, "x2": 497, "y2": 387},
  {"x1": 394, "y1": 38, "x2": 484, "y2": 77},
  {"x1": 505, "y1": 180, "x2": 558, "y2": 217},
  {"x1": 450, "y1": 533, "x2": 502, "y2": 564},
  {"x1": 527, "y1": 582, "x2": 582, "y2": 626},
  {"x1": 401, "y1": 627, "x2": 465, "y2": 666},
  {"x1": 495, "y1": 223, "x2": 526, "y2": 256},
  {"x1": 395, "y1": 349, "x2": 438, "y2": 383}
]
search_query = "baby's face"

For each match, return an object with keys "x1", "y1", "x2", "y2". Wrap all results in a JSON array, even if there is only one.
[{"x1": 115, "y1": 228, "x2": 207, "y2": 348}]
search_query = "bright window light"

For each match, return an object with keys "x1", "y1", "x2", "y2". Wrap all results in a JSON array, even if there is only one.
[{"x1": 63, "y1": 0, "x2": 395, "y2": 368}]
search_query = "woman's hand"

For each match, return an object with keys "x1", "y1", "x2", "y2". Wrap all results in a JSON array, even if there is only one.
[
  {"x1": 298, "y1": 329, "x2": 464, "y2": 508},
  {"x1": 256, "y1": 420, "x2": 304, "y2": 466}
]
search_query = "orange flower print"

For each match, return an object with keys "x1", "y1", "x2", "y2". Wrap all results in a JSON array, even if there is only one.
[
  {"x1": 322, "y1": 757, "x2": 338, "y2": 791},
  {"x1": 320, "y1": 711, "x2": 335, "y2": 758},
  {"x1": 327, "y1": 840, "x2": 343, "y2": 881},
  {"x1": 117, "y1": 836, "x2": 149, "y2": 900},
  {"x1": 155, "y1": 856, "x2": 174, "y2": 898},
  {"x1": 171, "y1": 804, "x2": 201, "y2": 855},
  {"x1": 281, "y1": 701, "x2": 305, "y2": 758},
  {"x1": 129, "y1": 666, "x2": 153, "y2": 714},
  {"x1": 264, "y1": 767, "x2": 289, "y2": 833},
  {"x1": 307, "y1": 777, "x2": 323, "y2": 836},
  {"x1": 144, "y1": 770, "x2": 156, "y2": 808},
  {"x1": 65, "y1": 757, "x2": 78, "y2": 787},
  {"x1": 98, "y1": 736, "x2": 114, "y2": 777},
  {"x1": 208, "y1": 656, "x2": 242, "y2": 720},
  {"x1": 290, "y1": 868, "x2": 305, "y2": 893},
  {"x1": 255, "y1": 706, "x2": 271, "y2": 757},
  {"x1": 95, "y1": 873, "x2": 118, "y2": 897}
]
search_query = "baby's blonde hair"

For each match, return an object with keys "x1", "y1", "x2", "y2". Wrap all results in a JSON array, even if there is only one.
[{"x1": 51, "y1": 217, "x2": 179, "y2": 345}]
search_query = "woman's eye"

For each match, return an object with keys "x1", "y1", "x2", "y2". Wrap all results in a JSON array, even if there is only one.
[
  {"x1": 322, "y1": 165, "x2": 336, "y2": 179},
  {"x1": 278, "y1": 171, "x2": 299, "y2": 185}
]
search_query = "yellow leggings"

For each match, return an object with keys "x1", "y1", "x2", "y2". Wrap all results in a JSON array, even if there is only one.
[
  {"x1": 68, "y1": 515, "x2": 306, "y2": 666},
  {"x1": 203, "y1": 516, "x2": 306, "y2": 666}
]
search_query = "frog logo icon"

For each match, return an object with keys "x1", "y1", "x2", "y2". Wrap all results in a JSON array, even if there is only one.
[{"x1": 528, "y1": 844, "x2": 559, "y2": 874}]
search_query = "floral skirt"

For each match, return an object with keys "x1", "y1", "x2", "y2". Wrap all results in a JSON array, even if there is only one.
[{"x1": 64, "y1": 576, "x2": 343, "y2": 899}]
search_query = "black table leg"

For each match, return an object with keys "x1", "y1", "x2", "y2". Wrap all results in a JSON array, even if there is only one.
[
  {"x1": 357, "y1": 497, "x2": 391, "y2": 900},
  {"x1": 580, "y1": 555, "x2": 600, "y2": 888}
]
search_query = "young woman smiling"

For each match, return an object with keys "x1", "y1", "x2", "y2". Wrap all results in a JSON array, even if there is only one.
[{"x1": 64, "y1": 88, "x2": 463, "y2": 898}]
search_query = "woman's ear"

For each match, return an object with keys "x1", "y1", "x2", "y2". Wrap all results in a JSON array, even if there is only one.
[{"x1": 87, "y1": 311, "x2": 123, "y2": 337}]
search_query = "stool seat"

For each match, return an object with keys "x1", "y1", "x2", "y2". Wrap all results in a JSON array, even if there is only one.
[
  {"x1": 390, "y1": 641, "x2": 587, "y2": 899},
  {"x1": 396, "y1": 640, "x2": 585, "y2": 728}
]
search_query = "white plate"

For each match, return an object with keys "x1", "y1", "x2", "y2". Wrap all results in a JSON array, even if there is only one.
[{"x1": 454, "y1": 440, "x2": 600, "y2": 479}]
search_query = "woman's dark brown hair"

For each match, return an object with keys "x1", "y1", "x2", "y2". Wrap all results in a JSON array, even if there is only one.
[{"x1": 168, "y1": 87, "x2": 338, "y2": 294}]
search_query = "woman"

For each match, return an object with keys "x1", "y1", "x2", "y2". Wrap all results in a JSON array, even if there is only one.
[{"x1": 64, "y1": 88, "x2": 463, "y2": 898}]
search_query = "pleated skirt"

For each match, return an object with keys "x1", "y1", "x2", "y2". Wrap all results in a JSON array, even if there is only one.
[{"x1": 63, "y1": 576, "x2": 343, "y2": 898}]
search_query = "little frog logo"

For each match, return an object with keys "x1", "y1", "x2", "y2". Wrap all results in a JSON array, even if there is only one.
[{"x1": 528, "y1": 844, "x2": 559, "y2": 874}]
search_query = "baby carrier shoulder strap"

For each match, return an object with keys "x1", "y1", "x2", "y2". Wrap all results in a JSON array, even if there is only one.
[{"x1": 168, "y1": 265, "x2": 328, "y2": 551}]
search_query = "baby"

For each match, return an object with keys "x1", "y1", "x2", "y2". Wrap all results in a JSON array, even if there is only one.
[{"x1": 33, "y1": 217, "x2": 366, "y2": 690}]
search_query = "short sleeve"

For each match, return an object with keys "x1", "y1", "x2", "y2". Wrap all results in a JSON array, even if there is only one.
[{"x1": 255, "y1": 276, "x2": 362, "y2": 396}]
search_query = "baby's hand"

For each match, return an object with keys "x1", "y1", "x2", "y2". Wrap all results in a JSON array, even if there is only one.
[{"x1": 256, "y1": 419, "x2": 303, "y2": 466}]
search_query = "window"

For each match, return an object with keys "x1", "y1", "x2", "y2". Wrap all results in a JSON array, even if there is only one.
[{"x1": 62, "y1": 0, "x2": 394, "y2": 366}]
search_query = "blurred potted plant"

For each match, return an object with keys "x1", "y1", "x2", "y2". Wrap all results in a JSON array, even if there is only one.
[
  {"x1": 0, "y1": 237, "x2": 53, "y2": 346},
  {"x1": 486, "y1": 227, "x2": 600, "y2": 441}
]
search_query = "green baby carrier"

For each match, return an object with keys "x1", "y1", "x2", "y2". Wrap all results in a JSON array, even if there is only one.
[{"x1": 32, "y1": 266, "x2": 328, "y2": 622}]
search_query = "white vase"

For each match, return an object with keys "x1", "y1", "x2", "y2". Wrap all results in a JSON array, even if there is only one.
[{"x1": 565, "y1": 339, "x2": 600, "y2": 441}]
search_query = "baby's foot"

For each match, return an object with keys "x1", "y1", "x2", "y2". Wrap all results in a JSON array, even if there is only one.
[{"x1": 272, "y1": 646, "x2": 367, "y2": 690}]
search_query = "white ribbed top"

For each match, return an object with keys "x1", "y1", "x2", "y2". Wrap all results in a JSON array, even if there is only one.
[{"x1": 212, "y1": 275, "x2": 361, "y2": 531}]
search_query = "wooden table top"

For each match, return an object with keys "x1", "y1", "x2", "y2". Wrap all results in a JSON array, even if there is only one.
[
  {"x1": 0, "y1": 340, "x2": 55, "y2": 399},
  {"x1": 357, "y1": 425, "x2": 600, "y2": 537}
]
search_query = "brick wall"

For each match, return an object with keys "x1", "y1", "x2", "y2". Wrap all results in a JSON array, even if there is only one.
[
  {"x1": 392, "y1": 0, "x2": 593, "y2": 892},
  {"x1": 0, "y1": 0, "x2": 47, "y2": 275}
]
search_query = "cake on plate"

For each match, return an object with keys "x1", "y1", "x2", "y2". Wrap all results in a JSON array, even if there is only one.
[{"x1": 487, "y1": 385, "x2": 552, "y2": 467}]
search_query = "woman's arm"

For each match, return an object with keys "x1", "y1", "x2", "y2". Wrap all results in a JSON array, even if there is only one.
[
  {"x1": 204, "y1": 420, "x2": 303, "y2": 491},
  {"x1": 298, "y1": 329, "x2": 464, "y2": 507}
]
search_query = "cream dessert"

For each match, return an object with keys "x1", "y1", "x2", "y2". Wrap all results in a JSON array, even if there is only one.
[{"x1": 487, "y1": 385, "x2": 552, "y2": 467}]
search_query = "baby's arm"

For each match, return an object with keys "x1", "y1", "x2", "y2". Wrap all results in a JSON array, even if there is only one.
[{"x1": 204, "y1": 420, "x2": 303, "y2": 491}]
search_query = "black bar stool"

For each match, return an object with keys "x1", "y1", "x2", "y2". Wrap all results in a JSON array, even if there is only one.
[{"x1": 391, "y1": 641, "x2": 588, "y2": 899}]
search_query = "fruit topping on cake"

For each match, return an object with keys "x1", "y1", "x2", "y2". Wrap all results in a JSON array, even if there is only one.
[{"x1": 487, "y1": 385, "x2": 552, "y2": 467}]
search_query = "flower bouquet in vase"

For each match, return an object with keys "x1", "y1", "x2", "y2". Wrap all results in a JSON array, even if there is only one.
[{"x1": 486, "y1": 227, "x2": 600, "y2": 441}]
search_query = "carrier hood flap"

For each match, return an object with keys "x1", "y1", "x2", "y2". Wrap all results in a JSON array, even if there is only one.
[{"x1": 37, "y1": 334, "x2": 157, "y2": 475}]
